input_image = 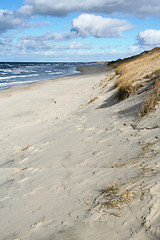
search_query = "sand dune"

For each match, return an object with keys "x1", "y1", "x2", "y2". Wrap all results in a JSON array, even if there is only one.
[{"x1": 0, "y1": 57, "x2": 160, "y2": 240}]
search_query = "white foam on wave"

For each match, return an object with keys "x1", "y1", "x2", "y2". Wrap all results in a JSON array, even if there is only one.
[
  {"x1": 0, "y1": 74, "x2": 39, "y2": 81},
  {"x1": 12, "y1": 69, "x2": 31, "y2": 74},
  {"x1": 0, "y1": 69, "x2": 13, "y2": 73},
  {"x1": 1, "y1": 73, "x2": 7, "y2": 75},
  {"x1": 51, "y1": 71, "x2": 63, "y2": 75},
  {"x1": 0, "y1": 76, "x2": 18, "y2": 80},
  {"x1": 0, "y1": 79, "x2": 39, "y2": 87}
]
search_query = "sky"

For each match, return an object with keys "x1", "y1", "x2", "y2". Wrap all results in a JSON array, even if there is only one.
[{"x1": 0, "y1": 0, "x2": 160, "y2": 62}]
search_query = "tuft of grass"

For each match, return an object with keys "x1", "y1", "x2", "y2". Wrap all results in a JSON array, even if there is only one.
[
  {"x1": 13, "y1": 167, "x2": 27, "y2": 176},
  {"x1": 144, "y1": 69, "x2": 160, "y2": 82},
  {"x1": 140, "y1": 79, "x2": 160, "y2": 117},
  {"x1": 99, "y1": 79, "x2": 105, "y2": 86},
  {"x1": 88, "y1": 96, "x2": 98, "y2": 104},
  {"x1": 115, "y1": 83, "x2": 136, "y2": 100},
  {"x1": 141, "y1": 142, "x2": 156, "y2": 152},
  {"x1": 12, "y1": 145, "x2": 31, "y2": 156},
  {"x1": 102, "y1": 82, "x2": 109, "y2": 89},
  {"x1": 21, "y1": 145, "x2": 31, "y2": 152},
  {"x1": 108, "y1": 157, "x2": 141, "y2": 168},
  {"x1": 100, "y1": 184, "x2": 119, "y2": 196},
  {"x1": 98, "y1": 184, "x2": 134, "y2": 209},
  {"x1": 113, "y1": 47, "x2": 160, "y2": 101}
]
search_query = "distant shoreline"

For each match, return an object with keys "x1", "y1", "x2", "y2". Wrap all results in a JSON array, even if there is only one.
[
  {"x1": 0, "y1": 62, "x2": 107, "y2": 91},
  {"x1": 0, "y1": 62, "x2": 108, "y2": 93}
]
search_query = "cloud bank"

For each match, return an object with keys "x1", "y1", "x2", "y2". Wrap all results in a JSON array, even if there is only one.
[
  {"x1": 20, "y1": 31, "x2": 76, "y2": 42},
  {"x1": 0, "y1": 9, "x2": 29, "y2": 33},
  {"x1": 21, "y1": 0, "x2": 160, "y2": 18}
]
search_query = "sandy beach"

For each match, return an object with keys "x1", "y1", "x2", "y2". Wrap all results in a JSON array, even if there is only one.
[{"x1": 0, "y1": 62, "x2": 160, "y2": 240}]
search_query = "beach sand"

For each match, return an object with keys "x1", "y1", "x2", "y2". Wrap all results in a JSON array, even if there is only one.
[{"x1": 0, "y1": 64, "x2": 160, "y2": 240}]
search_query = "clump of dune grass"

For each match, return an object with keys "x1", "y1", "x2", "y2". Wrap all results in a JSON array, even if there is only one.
[
  {"x1": 115, "y1": 83, "x2": 144, "y2": 100},
  {"x1": 144, "y1": 69, "x2": 160, "y2": 81},
  {"x1": 97, "y1": 184, "x2": 134, "y2": 209},
  {"x1": 140, "y1": 79, "x2": 160, "y2": 117},
  {"x1": 113, "y1": 47, "x2": 160, "y2": 100},
  {"x1": 141, "y1": 142, "x2": 157, "y2": 152},
  {"x1": 115, "y1": 83, "x2": 136, "y2": 100}
]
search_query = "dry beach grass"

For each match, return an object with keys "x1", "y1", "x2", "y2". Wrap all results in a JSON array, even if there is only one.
[
  {"x1": 140, "y1": 77, "x2": 160, "y2": 117},
  {"x1": 113, "y1": 47, "x2": 160, "y2": 102}
]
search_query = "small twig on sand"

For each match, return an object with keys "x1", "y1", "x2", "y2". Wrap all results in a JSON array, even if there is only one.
[{"x1": 138, "y1": 87, "x2": 153, "y2": 95}]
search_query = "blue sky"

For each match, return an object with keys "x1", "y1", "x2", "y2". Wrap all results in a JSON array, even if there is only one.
[{"x1": 0, "y1": 0, "x2": 160, "y2": 62}]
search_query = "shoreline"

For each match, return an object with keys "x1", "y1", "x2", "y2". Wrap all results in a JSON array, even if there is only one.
[
  {"x1": 0, "y1": 64, "x2": 109, "y2": 97},
  {"x1": 0, "y1": 61, "x2": 160, "y2": 240},
  {"x1": 0, "y1": 62, "x2": 108, "y2": 92}
]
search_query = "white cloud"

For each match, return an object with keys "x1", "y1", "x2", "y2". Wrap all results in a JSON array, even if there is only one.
[
  {"x1": 129, "y1": 45, "x2": 140, "y2": 53},
  {"x1": 0, "y1": 8, "x2": 49, "y2": 34},
  {"x1": 45, "y1": 32, "x2": 76, "y2": 41},
  {"x1": 69, "y1": 42, "x2": 91, "y2": 49},
  {"x1": 0, "y1": 33, "x2": 92, "y2": 56},
  {"x1": 17, "y1": 5, "x2": 33, "y2": 16},
  {"x1": 126, "y1": 29, "x2": 160, "y2": 55},
  {"x1": 137, "y1": 29, "x2": 160, "y2": 46},
  {"x1": 19, "y1": 13, "x2": 132, "y2": 46},
  {"x1": 21, "y1": 0, "x2": 160, "y2": 18},
  {"x1": 0, "y1": 9, "x2": 29, "y2": 33},
  {"x1": 72, "y1": 14, "x2": 133, "y2": 38},
  {"x1": 0, "y1": 35, "x2": 145, "y2": 62},
  {"x1": 17, "y1": 39, "x2": 52, "y2": 51},
  {"x1": 21, "y1": 31, "x2": 76, "y2": 42}
]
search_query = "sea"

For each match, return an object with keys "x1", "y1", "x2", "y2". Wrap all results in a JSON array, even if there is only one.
[{"x1": 0, "y1": 62, "x2": 97, "y2": 91}]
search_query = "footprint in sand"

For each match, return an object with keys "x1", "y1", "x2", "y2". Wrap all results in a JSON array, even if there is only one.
[
  {"x1": 30, "y1": 217, "x2": 45, "y2": 230},
  {"x1": 19, "y1": 176, "x2": 29, "y2": 184},
  {"x1": 0, "y1": 179, "x2": 14, "y2": 197},
  {"x1": 19, "y1": 157, "x2": 30, "y2": 164},
  {"x1": 0, "y1": 160, "x2": 14, "y2": 168},
  {"x1": 60, "y1": 152, "x2": 75, "y2": 167}
]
